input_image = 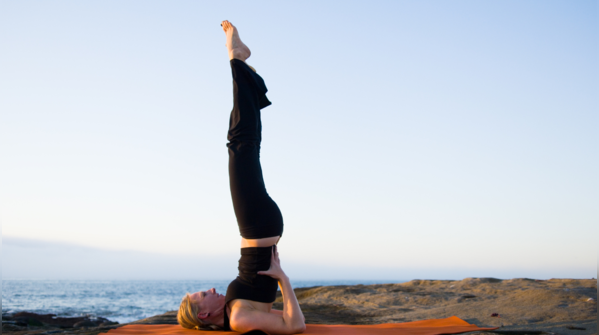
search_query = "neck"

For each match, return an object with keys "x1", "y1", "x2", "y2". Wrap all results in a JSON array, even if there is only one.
[{"x1": 208, "y1": 304, "x2": 226, "y2": 328}]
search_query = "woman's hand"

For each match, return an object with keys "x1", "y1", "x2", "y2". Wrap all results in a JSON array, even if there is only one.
[{"x1": 257, "y1": 245, "x2": 287, "y2": 281}]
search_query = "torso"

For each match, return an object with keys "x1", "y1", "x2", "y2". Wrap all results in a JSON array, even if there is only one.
[
  {"x1": 225, "y1": 235, "x2": 281, "y2": 330},
  {"x1": 240, "y1": 235, "x2": 280, "y2": 248}
]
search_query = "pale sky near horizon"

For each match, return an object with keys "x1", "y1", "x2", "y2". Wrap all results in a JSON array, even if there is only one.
[{"x1": 1, "y1": 0, "x2": 597, "y2": 280}]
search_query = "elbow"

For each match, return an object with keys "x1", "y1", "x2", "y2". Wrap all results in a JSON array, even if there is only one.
[
  {"x1": 286, "y1": 320, "x2": 306, "y2": 334},
  {"x1": 294, "y1": 323, "x2": 306, "y2": 334}
]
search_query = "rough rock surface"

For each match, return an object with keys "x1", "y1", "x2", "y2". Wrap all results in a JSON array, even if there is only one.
[
  {"x1": 272, "y1": 278, "x2": 597, "y2": 335},
  {"x1": 3, "y1": 278, "x2": 596, "y2": 335},
  {"x1": 276, "y1": 279, "x2": 596, "y2": 323}
]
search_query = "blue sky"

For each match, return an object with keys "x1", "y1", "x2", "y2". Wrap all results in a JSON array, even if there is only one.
[{"x1": 1, "y1": 0, "x2": 597, "y2": 280}]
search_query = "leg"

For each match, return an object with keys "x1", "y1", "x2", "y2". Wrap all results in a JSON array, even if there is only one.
[{"x1": 223, "y1": 22, "x2": 282, "y2": 239}]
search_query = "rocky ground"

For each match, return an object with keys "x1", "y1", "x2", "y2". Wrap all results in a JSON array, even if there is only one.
[
  {"x1": 1, "y1": 312, "x2": 121, "y2": 335},
  {"x1": 3, "y1": 278, "x2": 596, "y2": 335}
]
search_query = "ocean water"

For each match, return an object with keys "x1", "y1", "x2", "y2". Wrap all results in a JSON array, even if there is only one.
[{"x1": 2, "y1": 280, "x2": 402, "y2": 324}]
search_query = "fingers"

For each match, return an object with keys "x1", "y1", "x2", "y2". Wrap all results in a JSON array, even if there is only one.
[
  {"x1": 271, "y1": 245, "x2": 280, "y2": 263},
  {"x1": 257, "y1": 270, "x2": 274, "y2": 277}
]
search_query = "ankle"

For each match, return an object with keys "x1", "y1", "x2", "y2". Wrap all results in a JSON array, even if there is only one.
[{"x1": 229, "y1": 49, "x2": 245, "y2": 61}]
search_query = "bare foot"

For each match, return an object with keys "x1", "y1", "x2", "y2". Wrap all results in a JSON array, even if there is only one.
[{"x1": 221, "y1": 20, "x2": 251, "y2": 62}]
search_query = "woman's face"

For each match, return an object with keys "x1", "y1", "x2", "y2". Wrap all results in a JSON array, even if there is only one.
[{"x1": 190, "y1": 288, "x2": 226, "y2": 315}]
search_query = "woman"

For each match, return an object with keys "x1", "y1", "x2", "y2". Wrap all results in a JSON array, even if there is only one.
[{"x1": 177, "y1": 21, "x2": 306, "y2": 334}]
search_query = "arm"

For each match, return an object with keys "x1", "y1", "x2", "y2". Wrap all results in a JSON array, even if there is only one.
[
  {"x1": 271, "y1": 308, "x2": 305, "y2": 322},
  {"x1": 230, "y1": 246, "x2": 306, "y2": 334},
  {"x1": 276, "y1": 274, "x2": 306, "y2": 333}
]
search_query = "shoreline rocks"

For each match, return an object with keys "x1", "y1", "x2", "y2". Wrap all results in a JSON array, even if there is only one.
[{"x1": 2, "y1": 312, "x2": 119, "y2": 334}]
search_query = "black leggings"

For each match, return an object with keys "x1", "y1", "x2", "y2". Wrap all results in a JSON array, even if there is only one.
[{"x1": 227, "y1": 59, "x2": 284, "y2": 239}]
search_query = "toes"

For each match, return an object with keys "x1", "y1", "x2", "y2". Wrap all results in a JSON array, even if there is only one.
[{"x1": 221, "y1": 20, "x2": 230, "y2": 30}]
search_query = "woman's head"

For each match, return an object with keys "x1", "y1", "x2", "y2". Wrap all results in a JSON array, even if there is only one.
[{"x1": 177, "y1": 288, "x2": 226, "y2": 330}]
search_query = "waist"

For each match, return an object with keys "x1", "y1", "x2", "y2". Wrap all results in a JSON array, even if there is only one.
[{"x1": 241, "y1": 235, "x2": 280, "y2": 248}]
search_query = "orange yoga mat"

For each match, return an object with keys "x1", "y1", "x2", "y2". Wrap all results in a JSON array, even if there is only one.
[{"x1": 105, "y1": 316, "x2": 498, "y2": 335}]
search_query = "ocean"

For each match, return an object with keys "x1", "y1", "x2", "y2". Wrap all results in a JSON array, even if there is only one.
[{"x1": 2, "y1": 280, "x2": 402, "y2": 324}]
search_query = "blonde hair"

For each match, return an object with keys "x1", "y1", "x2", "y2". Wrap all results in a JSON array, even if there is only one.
[{"x1": 177, "y1": 293, "x2": 222, "y2": 331}]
